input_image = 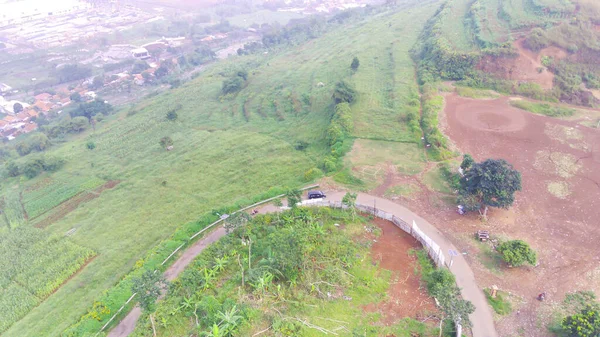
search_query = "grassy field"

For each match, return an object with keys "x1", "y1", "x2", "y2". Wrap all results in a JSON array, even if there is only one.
[
  {"x1": 470, "y1": 0, "x2": 512, "y2": 45},
  {"x1": 440, "y1": 0, "x2": 478, "y2": 52},
  {"x1": 348, "y1": 8, "x2": 430, "y2": 141},
  {"x1": 0, "y1": 3, "x2": 441, "y2": 336}
]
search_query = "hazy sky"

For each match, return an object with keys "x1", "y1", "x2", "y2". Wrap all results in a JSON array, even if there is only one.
[{"x1": 0, "y1": 0, "x2": 89, "y2": 20}]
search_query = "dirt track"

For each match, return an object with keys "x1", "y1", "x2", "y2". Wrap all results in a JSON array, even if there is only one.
[
  {"x1": 441, "y1": 93, "x2": 600, "y2": 336},
  {"x1": 107, "y1": 227, "x2": 227, "y2": 337}
]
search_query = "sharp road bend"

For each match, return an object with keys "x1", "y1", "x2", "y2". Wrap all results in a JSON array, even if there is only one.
[{"x1": 107, "y1": 192, "x2": 497, "y2": 337}]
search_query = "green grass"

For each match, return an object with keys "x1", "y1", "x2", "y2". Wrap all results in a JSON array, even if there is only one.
[
  {"x1": 0, "y1": 284, "x2": 40, "y2": 333},
  {"x1": 22, "y1": 176, "x2": 105, "y2": 219},
  {"x1": 348, "y1": 139, "x2": 426, "y2": 175},
  {"x1": 227, "y1": 9, "x2": 303, "y2": 28},
  {"x1": 1, "y1": 3, "x2": 441, "y2": 336},
  {"x1": 484, "y1": 288, "x2": 513, "y2": 315},
  {"x1": 440, "y1": 0, "x2": 478, "y2": 52},
  {"x1": 423, "y1": 166, "x2": 454, "y2": 194},
  {"x1": 510, "y1": 99, "x2": 576, "y2": 117},
  {"x1": 0, "y1": 227, "x2": 95, "y2": 333},
  {"x1": 456, "y1": 85, "x2": 500, "y2": 99},
  {"x1": 349, "y1": 7, "x2": 433, "y2": 142},
  {"x1": 470, "y1": 0, "x2": 512, "y2": 45},
  {"x1": 477, "y1": 242, "x2": 504, "y2": 275}
]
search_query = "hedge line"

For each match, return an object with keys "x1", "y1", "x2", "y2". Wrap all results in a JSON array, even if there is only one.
[
  {"x1": 420, "y1": 85, "x2": 454, "y2": 161},
  {"x1": 62, "y1": 186, "x2": 290, "y2": 337},
  {"x1": 322, "y1": 102, "x2": 354, "y2": 173}
]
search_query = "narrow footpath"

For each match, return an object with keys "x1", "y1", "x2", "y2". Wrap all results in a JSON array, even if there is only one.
[{"x1": 107, "y1": 192, "x2": 497, "y2": 337}]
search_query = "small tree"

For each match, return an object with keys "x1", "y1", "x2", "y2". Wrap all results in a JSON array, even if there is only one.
[
  {"x1": 561, "y1": 306, "x2": 600, "y2": 337},
  {"x1": 131, "y1": 270, "x2": 167, "y2": 313},
  {"x1": 427, "y1": 268, "x2": 475, "y2": 329},
  {"x1": 459, "y1": 158, "x2": 521, "y2": 218},
  {"x1": 70, "y1": 92, "x2": 82, "y2": 102},
  {"x1": 332, "y1": 81, "x2": 357, "y2": 104},
  {"x1": 350, "y1": 57, "x2": 360, "y2": 71},
  {"x1": 224, "y1": 212, "x2": 251, "y2": 233},
  {"x1": 342, "y1": 192, "x2": 357, "y2": 219},
  {"x1": 286, "y1": 188, "x2": 301, "y2": 209},
  {"x1": 460, "y1": 154, "x2": 474, "y2": 170},
  {"x1": 86, "y1": 141, "x2": 96, "y2": 150},
  {"x1": 497, "y1": 240, "x2": 537, "y2": 267},
  {"x1": 13, "y1": 103, "x2": 23, "y2": 114},
  {"x1": 159, "y1": 136, "x2": 173, "y2": 149},
  {"x1": 166, "y1": 110, "x2": 178, "y2": 121},
  {"x1": 5, "y1": 161, "x2": 19, "y2": 177}
]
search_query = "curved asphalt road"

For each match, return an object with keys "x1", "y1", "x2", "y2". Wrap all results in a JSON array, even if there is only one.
[{"x1": 107, "y1": 192, "x2": 497, "y2": 337}]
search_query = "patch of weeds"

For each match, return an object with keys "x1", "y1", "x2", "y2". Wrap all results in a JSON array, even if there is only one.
[
  {"x1": 547, "y1": 181, "x2": 571, "y2": 199},
  {"x1": 477, "y1": 243, "x2": 504, "y2": 275},
  {"x1": 333, "y1": 169, "x2": 365, "y2": 187},
  {"x1": 510, "y1": 100, "x2": 575, "y2": 117},
  {"x1": 456, "y1": 86, "x2": 500, "y2": 99},
  {"x1": 534, "y1": 151, "x2": 582, "y2": 179},
  {"x1": 485, "y1": 288, "x2": 513, "y2": 315}
]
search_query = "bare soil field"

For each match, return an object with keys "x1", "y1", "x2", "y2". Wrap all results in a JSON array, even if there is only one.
[
  {"x1": 365, "y1": 217, "x2": 438, "y2": 325},
  {"x1": 477, "y1": 39, "x2": 568, "y2": 90},
  {"x1": 382, "y1": 93, "x2": 600, "y2": 336}
]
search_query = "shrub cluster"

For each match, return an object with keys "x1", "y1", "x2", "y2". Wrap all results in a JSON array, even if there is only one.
[{"x1": 323, "y1": 102, "x2": 353, "y2": 172}]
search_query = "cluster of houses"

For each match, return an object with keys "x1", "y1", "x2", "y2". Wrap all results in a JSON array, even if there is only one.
[{"x1": 0, "y1": 89, "x2": 97, "y2": 141}]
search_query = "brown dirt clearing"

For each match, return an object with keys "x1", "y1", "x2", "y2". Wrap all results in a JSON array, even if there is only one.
[
  {"x1": 438, "y1": 93, "x2": 600, "y2": 336},
  {"x1": 364, "y1": 217, "x2": 438, "y2": 325}
]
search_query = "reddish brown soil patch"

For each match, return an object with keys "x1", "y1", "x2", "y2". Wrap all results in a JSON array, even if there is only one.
[
  {"x1": 35, "y1": 181, "x2": 120, "y2": 228},
  {"x1": 364, "y1": 218, "x2": 438, "y2": 325},
  {"x1": 477, "y1": 39, "x2": 567, "y2": 90},
  {"x1": 439, "y1": 93, "x2": 600, "y2": 336}
]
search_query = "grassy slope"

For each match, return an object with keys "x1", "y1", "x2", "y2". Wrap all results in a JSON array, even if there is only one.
[
  {"x1": 2, "y1": 49, "x2": 335, "y2": 337},
  {"x1": 350, "y1": 7, "x2": 432, "y2": 141},
  {"x1": 2, "y1": 3, "x2": 438, "y2": 336},
  {"x1": 441, "y1": 0, "x2": 477, "y2": 52}
]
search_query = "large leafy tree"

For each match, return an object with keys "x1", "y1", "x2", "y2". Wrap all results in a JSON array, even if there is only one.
[
  {"x1": 458, "y1": 159, "x2": 521, "y2": 218},
  {"x1": 497, "y1": 240, "x2": 537, "y2": 267}
]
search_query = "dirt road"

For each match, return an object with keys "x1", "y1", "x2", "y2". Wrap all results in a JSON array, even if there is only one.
[
  {"x1": 326, "y1": 191, "x2": 499, "y2": 337},
  {"x1": 107, "y1": 227, "x2": 227, "y2": 337}
]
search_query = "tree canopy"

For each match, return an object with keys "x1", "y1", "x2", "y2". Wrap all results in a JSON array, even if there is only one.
[
  {"x1": 332, "y1": 81, "x2": 357, "y2": 104},
  {"x1": 131, "y1": 270, "x2": 166, "y2": 313},
  {"x1": 13, "y1": 103, "x2": 23, "y2": 114},
  {"x1": 458, "y1": 158, "x2": 521, "y2": 217},
  {"x1": 497, "y1": 240, "x2": 537, "y2": 267}
]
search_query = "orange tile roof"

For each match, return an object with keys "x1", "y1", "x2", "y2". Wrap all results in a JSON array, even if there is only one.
[
  {"x1": 15, "y1": 112, "x2": 30, "y2": 120},
  {"x1": 22, "y1": 123, "x2": 37, "y2": 133},
  {"x1": 26, "y1": 110, "x2": 39, "y2": 117},
  {"x1": 34, "y1": 101, "x2": 52, "y2": 112},
  {"x1": 35, "y1": 93, "x2": 52, "y2": 101},
  {"x1": 4, "y1": 115, "x2": 16, "y2": 122}
]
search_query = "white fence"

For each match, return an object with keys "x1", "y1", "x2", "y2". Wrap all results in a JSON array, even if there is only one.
[
  {"x1": 308, "y1": 200, "x2": 446, "y2": 267},
  {"x1": 97, "y1": 185, "x2": 320, "y2": 335}
]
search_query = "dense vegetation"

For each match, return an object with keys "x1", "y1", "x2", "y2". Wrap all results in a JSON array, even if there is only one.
[{"x1": 129, "y1": 207, "x2": 441, "y2": 336}]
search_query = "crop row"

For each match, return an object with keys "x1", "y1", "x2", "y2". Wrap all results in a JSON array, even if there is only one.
[
  {"x1": 0, "y1": 283, "x2": 40, "y2": 333},
  {"x1": 0, "y1": 226, "x2": 96, "y2": 297},
  {"x1": 23, "y1": 176, "x2": 105, "y2": 219}
]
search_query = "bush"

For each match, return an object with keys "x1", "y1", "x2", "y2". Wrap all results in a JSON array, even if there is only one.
[
  {"x1": 332, "y1": 81, "x2": 356, "y2": 104},
  {"x1": 222, "y1": 77, "x2": 244, "y2": 95},
  {"x1": 523, "y1": 28, "x2": 549, "y2": 52},
  {"x1": 497, "y1": 240, "x2": 537, "y2": 267},
  {"x1": 86, "y1": 141, "x2": 96, "y2": 150},
  {"x1": 303, "y1": 167, "x2": 323, "y2": 182}
]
